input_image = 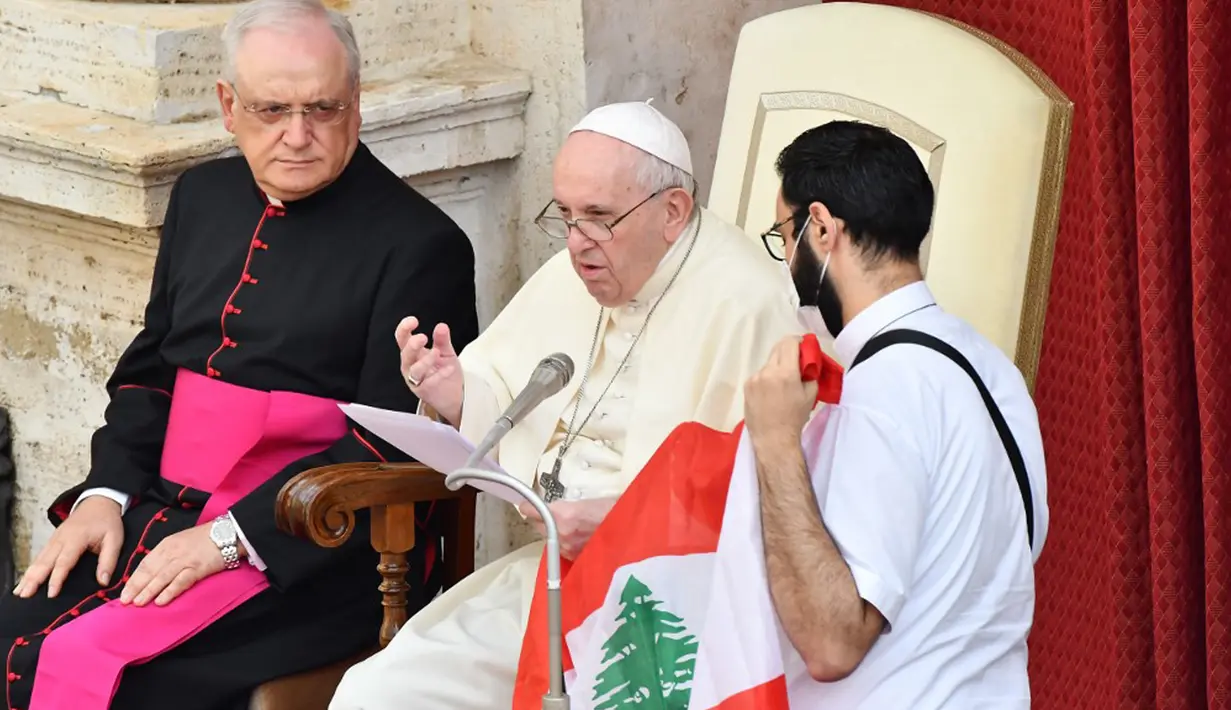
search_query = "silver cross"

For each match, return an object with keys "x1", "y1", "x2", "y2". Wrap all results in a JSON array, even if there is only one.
[{"x1": 539, "y1": 458, "x2": 567, "y2": 503}]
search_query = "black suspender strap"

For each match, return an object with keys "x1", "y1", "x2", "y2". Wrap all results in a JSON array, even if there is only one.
[{"x1": 850, "y1": 329, "x2": 1035, "y2": 548}]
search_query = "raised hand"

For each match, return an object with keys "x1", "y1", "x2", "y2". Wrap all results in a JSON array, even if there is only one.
[
  {"x1": 396, "y1": 316, "x2": 465, "y2": 425},
  {"x1": 14, "y1": 496, "x2": 124, "y2": 598},
  {"x1": 744, "y1": 335, "x2": 820, "y2": 455}
]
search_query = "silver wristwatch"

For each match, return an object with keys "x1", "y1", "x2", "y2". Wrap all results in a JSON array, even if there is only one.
[{"x1": 209, "y1": 514, "x2": 241, "y2": 570}]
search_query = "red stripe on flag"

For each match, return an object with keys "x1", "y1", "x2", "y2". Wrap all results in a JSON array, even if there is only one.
[
  {"x1": 561, "y1": 421, "x2": 742, "y2": 630},
  {"x1": 707, "y1": 675, "x2": 791, "y2": 709}
]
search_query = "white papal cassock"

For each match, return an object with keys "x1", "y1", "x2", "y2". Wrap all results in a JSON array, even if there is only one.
[{"x1": 329, "y1": 206, "x2": 802, "y2": 709}]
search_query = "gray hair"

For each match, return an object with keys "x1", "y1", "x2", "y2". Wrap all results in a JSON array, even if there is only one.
[
  {"x1": 221, "y1": 0, "x2": 361, "y2": 88},
  {"x1": 633, "y1": 150, "x2": 697, "y2": 198}
]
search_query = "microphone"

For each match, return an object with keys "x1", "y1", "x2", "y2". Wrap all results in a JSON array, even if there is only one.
[{"x1": 464, "y1": 353, "x2": 575, "y2": 468}]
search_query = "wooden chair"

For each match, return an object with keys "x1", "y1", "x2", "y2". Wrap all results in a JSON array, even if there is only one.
[{"x1": 248, "y1": 461, "x2": 475, "y2": 710}]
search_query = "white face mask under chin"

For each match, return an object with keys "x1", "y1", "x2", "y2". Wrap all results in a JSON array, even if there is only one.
[{"x1": 781, "y1": 238, "x2": 835, "y2": 345}]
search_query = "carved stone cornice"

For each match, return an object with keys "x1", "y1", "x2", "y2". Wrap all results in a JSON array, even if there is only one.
[{"x1": 0, "y1": 53, "x2": 530, "y2": 230}]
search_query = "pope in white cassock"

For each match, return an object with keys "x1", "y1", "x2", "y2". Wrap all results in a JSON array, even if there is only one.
[{"x1": 328, "y1": 101, "x2": 804, "y2": 708}]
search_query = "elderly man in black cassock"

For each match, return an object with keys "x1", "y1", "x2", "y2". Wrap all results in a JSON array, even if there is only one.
[{"x1": 0, "y1": 0, "x2": 479, "y2": 707}]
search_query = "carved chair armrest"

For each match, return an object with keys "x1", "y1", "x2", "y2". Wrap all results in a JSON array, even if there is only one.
[
  {"x1": 275, "y1": 463, "x2": 476, "y2": 647},
  {"x1": 275, "y1": 462, "x2": 462, "y2": 546}
]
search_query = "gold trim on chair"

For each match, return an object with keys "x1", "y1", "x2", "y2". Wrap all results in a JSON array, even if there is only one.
[
  {"x1": 928, "y1": 14, "x2": 1074, "y2": 392},
  {"x1": 712, "y1": 4, "x2": 1075, "y2": 392}
]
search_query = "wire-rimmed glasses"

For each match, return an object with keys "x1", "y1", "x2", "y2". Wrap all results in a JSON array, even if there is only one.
[
  {"x1": 534, "y1": 190, "x2": 664, "y2": 242},
  {"x1": 228, "y1": 84, "x2": 354, "y2": 128}
]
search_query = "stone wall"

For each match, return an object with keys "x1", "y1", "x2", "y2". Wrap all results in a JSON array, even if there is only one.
[{"x1": 581, "y1": 0, "x2": 815, "y2": 205}]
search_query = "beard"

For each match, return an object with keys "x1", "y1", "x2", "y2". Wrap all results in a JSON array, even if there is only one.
[{"x1": 792, "y1": 235, "x2": 845, "y2": 337}]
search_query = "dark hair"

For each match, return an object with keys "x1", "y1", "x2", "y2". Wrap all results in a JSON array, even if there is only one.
[{"x1": 775, "y1": 120, "x2": 934, "y2": 263}]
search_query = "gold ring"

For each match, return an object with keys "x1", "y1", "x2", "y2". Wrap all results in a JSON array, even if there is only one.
[{"x1": 405, "y1": 373, "x2": 422, "y2": 388}]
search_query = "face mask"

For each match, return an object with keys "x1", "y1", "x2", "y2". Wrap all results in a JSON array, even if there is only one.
[{"x1": 782, "y1": 216, "x2": 842, "y2": 342}]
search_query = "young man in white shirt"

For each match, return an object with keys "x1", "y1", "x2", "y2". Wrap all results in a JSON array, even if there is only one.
[{"x1": 743, "y1": 120, "x2": 1050, "y2": 708}]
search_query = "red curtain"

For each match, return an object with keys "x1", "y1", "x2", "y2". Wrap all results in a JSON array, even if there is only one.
[{"x1": 864, "y1": 0, "x2": 1231, "y2": 706}]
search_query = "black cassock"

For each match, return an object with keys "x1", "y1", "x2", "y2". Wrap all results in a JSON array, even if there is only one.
[{"x1": 0, "y1": 142, "x2": 479, "y2": 710}]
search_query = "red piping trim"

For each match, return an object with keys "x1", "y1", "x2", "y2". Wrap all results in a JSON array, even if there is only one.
[
  {"x1": 117, "y1": 384, "x2": 171, "y2": 398},
  {"x1": 4, "y1": 503, "x2": 176, "y2": 709},
  {"x1": 204, "y1": 206, "x2": 282, "y2": 378},
  {"x1": 420, "y1": 501, "x2": 437, "y2": 532},
  {"x1": 350, "y1": 429, "x2": 387, "y2": 463}
]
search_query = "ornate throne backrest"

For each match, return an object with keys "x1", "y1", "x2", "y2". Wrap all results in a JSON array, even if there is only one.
[{"x1": 709, "y1": 1, "x2": 1073, "y2": 391}]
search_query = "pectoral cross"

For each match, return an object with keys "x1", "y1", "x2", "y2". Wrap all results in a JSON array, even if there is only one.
[{"x1": 539, "y1": 458, "x2": 567, "y2": 503}]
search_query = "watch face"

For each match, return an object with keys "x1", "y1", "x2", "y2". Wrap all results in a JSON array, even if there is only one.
[{"x1": 210, "y1": 517, "x2": 236, "y2": 545}]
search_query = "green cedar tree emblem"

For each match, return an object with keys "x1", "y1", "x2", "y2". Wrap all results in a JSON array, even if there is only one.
[{"x1": 591, "y1": 574, "x2": 699, "y2": 708}]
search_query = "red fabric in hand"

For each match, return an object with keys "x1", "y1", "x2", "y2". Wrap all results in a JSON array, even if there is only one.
[{"x1": 799, "y1": 333, "x2": 844, "y2": 405}]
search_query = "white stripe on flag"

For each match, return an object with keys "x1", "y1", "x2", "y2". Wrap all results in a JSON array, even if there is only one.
[
  {"x1": 688, "y1": 429, "x2": 790, "y2": 709},
  {"x1": 564, "y1": 553, "x2": 716, "y2": 709}
]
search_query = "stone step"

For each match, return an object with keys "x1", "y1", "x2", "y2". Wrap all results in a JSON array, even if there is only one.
[
  {"x1": 0, "y1": 0, "x2": 470, "y2": 124},
  {"x1": 0, "y1": 51, "x2": 531, "y2": 228}
]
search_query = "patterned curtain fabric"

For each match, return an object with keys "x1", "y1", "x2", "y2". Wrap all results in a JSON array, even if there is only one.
[{"x1": 869, "y1": 0, "x2": 1231, "y2": 706}]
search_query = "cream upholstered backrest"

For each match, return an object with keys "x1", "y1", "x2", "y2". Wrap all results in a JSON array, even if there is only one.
[{"x1": 709, "y1": 2, "x2": 1072, "y2": 391}]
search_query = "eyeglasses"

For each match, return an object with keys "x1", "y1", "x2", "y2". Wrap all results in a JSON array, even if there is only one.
[
  {"x1": 760, "y1": 216, "x2": 791, "y2": 262},
  {"x1": 534, "y1": 190, "x2": 664, "y2": 242},
  {"x1": 229, "y1": 85, "x2": 354, "y2": 127}
]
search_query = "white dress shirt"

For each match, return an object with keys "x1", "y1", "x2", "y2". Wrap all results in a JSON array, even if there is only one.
[{"x1": 787, "y1": 280, "x2": 1049, "y2": 708}]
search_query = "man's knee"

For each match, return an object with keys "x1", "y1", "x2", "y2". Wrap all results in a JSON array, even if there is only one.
[{"x1": 0, "y1": 592, "x2": 63, "y2": 638}]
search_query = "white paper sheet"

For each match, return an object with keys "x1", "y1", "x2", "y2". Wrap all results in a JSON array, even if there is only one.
[{"x1": 339, "y1": 403, "x2": 525, "y2": 507}]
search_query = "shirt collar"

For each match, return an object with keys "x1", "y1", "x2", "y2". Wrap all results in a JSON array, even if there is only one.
[
  {"x1": 833, "y1": 280, "x2": 937, "y2": 366},
  {"x1": 621, "y1": 208, "x2": 700, "y2": 310}
]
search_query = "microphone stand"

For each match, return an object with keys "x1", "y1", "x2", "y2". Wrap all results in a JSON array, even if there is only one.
[{"x1": 444, "y1": 467, "x2": 570, "y2": 710}]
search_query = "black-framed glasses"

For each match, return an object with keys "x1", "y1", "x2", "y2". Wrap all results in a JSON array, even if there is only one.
[
  {"x1": 534, "y1": 190, "x2": 664, "y2": 242},
  {"x1": 760, "y1": 208, "x2": 813, "y2": 261},
  {"x1": 760, "y1": 216, "x2": 791, "y2": 261},
  {"x1": 228, "y1": 83, "x2": 354, "y2": 128}
]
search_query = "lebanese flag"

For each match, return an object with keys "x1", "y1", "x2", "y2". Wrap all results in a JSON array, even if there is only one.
[{"x1": 513, "y1": 334, "x2": 843, "y2": 709}]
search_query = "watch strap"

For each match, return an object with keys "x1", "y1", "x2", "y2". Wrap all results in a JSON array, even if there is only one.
[
  {"x1": 219, "y1": 543, "x2": 241, "y2": 570},
  {"x1": 211, "y1": 515, "x2": 242, "y2": 570}
]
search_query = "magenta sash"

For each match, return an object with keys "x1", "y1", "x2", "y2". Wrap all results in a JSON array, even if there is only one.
[{"x1": 29, "y1": 369, "x2": 347, "y2": 709}]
